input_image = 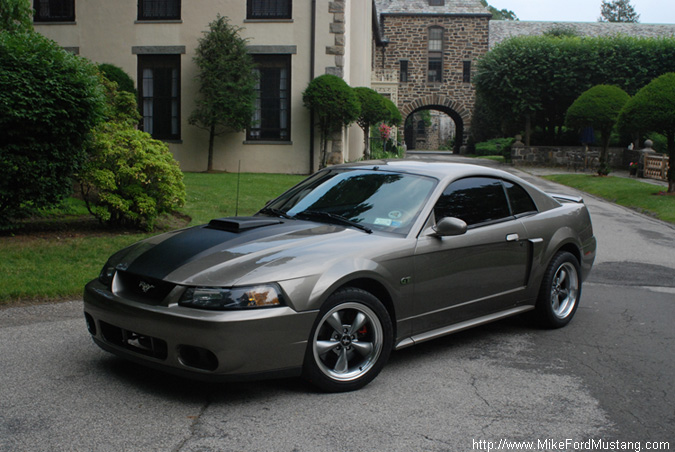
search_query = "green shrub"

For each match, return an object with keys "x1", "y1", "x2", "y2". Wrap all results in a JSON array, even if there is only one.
[
  {"x1": 0, "y1": 0, "x2": 33, "y2": 33},
  {"x1": 0, "y1": 30, "x2": 105, "y2": 228},
  {"x1": 98, "y1": 63, "x2": 136, "y2": 95},
  {"x1": 78, "y1": 79, "x2": 185, "y2": 231},
  {"x1": 303, "y1": 74, "x2": 360, "y2": 167},
  {"x1": 80, "y1": 124, "x2": 186, "y2": 231},
  {"x1": 647, "y1": 133, "x2": 667, "y2": 153},
  {"x1": 474, "y1": 138, "x2": 515, "y2": 156}
]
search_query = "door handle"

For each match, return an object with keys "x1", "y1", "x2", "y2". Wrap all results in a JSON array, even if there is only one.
[{"x1": 506, "y1": 233, "x2": 519, "y2": 242}]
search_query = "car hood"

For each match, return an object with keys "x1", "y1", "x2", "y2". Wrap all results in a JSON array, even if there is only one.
[{"x1": 116, "y1": 217, "x2": 391, "y2": 287}]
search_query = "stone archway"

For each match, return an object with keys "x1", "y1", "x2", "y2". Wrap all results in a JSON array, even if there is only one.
[{"x1": 401, "y1": 96, "x2": 470, "y2": 153}]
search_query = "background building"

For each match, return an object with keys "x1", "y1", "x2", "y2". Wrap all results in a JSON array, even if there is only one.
[
  {"x1": 34, "y1": 0, "x2": 374, "y2": 174},
  {"x1": 372, "y1": 0, "x2": 491, "y2": 152},
  {"x1": 34, "y1": 1, "x2": 675, "y2": 171}
]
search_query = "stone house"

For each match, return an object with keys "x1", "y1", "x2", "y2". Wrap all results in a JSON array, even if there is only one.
[{"x1": 372, "y1": 0, "x2": 491, "y2": 152}]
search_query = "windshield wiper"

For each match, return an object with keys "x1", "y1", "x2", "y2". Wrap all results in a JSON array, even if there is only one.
[
  {"x1": 294, "y1": 210, "x2": 372, "y2": 234},
  {"x1": 258, "y1": 206, "x2": 293, "y2": 219}
]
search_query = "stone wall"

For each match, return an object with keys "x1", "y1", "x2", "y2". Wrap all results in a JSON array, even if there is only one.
[{"x1": 511, "y1": 145, "x2": 628, "y2": 169}]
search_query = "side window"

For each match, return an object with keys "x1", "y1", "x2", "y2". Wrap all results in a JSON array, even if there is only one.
[
  {"x1": 434, "y1": 177, "x2": 511, "y2": 227},
  {"x1": 503, "y1": 180, "x2": 538, "y2": 216}
]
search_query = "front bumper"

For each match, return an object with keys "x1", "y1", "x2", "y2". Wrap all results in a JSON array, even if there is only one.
[{"x1": 83, "y1": 279, "x2": 317, "y2": 381}]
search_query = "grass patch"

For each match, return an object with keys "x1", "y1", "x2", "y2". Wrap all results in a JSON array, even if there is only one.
[
  {"x1": 182, "y1": 172, "x2": 304, "y2": 225},
  {"x1": 463, "y1": 154, "x2": 506, "y2": 163},
  {"x1": 0, "y1": 172, "x2": 305, "y2": 306},
  {"x1": 544, "y1": 174, "x2": 675, "y2": 224}
]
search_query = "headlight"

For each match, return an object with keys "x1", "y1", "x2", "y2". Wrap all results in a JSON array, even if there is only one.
[
  {"x1": 179, "y1": 284, "x2": 285, "y2": 310},
  {"x1": 98, "y1": 262, "x2": 118, "y2": 287}
]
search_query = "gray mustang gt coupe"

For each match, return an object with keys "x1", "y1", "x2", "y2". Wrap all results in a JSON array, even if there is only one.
[{"x1": 84, "y1": 161, "x2": 596, "y2": 392}]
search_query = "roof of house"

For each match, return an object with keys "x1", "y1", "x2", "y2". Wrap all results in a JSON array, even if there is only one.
[
  {"x1": 375, "y1": 0, "x2": 491, "y2": 17},
  {"x1": 489, "y1": 21, "x2": 675, "y2": 47}
]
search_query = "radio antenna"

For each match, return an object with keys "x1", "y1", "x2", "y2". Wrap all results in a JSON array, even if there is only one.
[{"x1": 235, "y1": 160, "x2": 241, "y2": 217}]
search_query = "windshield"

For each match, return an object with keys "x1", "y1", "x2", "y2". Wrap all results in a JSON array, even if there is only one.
[{"x1": 262, "y1": 169, "x2": 437, "y2": 235}]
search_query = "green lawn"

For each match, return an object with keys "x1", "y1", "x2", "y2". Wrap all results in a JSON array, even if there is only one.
[
  {"x1": 0, "y1": 172, "x2": 304, "y2": 305},
  {"x1": 543, "y1": 174, "x2": 675, "y2": 224}
]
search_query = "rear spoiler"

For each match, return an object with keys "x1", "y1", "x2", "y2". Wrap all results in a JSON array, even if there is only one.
[{"x1": 548, "y1": 193, "x2": 584, "y2": 204}]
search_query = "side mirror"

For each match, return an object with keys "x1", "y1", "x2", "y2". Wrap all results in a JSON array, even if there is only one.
[{"x1": 433, "y1": 217, "x2": 467, "y2": 237}]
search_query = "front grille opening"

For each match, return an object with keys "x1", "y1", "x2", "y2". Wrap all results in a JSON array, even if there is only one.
[
  {"x1": 178, "y1": 345, "x2": 218, "y2": 371},
  {"x1": 84, "y1": 312, "x2": 96, "y2": 336},
  {"x1": 100, "y1": 321, "x2": 168, "y2": 360},
  {"x1": 114, "y1": 271, "x2": 175, "y2": 305}
]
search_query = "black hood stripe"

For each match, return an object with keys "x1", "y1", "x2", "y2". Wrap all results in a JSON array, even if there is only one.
[{"x1": 126, "y1": 220, "x2": 316, "y2": 281}]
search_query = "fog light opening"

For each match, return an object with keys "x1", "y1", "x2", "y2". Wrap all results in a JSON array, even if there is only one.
[
  {"x1": 84, "y1": 313, "x2": 97, "y2": 336},
  {"x1": 178, "y1": 345, "x2": 218, "y2": 372}
]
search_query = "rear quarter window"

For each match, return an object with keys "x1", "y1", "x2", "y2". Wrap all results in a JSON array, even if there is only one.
[{"x1": 503, "y1": 180, "x2": 538, "y2": 216}]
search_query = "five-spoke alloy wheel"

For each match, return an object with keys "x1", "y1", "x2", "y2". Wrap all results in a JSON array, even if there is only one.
[
  {"x1": 304, "y1": 288, "x2": 393, "y2": 392},
  {"x1": 535, "y1": 251, "x2": 582, "y2": 328}
]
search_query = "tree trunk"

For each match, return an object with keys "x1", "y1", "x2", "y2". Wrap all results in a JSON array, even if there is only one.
[
  {"x1": 319, "y1": 133, "x2": 328, "y2": 169},
  {"x1": 668, "y1": 131, "x2": 674, "y2": 193},
  {"x1": 362, "y1": 124, "x2": 370, "y2": 159},
  {"x1": 207, "y1": 123, "x2": 216, "y2": 172},
  {"x1": 524, "y1": 114, "x2": 531, "y2": 146},
  {"x1": 599, "y1": 132, "x2": 611, "y2": 176}
]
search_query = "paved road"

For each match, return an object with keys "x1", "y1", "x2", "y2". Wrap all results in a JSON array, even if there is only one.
[{"x1": 1, "y1": 159, "x2": 673, "y2": 452}]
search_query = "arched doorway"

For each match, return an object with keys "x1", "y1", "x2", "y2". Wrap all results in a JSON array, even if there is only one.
[{"x1": 402, "y1": 103, "x2": 467, "y2": 153}]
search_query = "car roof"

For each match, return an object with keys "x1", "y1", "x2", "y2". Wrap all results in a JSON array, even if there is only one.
[
  {"x1": 332, "y1": 159, "x2": 561, "y2": 212},
  {"x1": 332, "y1": 159, "x2": 514, "y2": 182}
]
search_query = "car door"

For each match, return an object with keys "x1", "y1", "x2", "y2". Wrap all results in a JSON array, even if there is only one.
[{"x1": 412, "y1": 177, "x2": 532, "y2": 334}]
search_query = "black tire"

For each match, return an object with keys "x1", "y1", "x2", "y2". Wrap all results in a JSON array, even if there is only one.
[
  {"x1": 534, "y1": 251, "x2": 582, "y2": 329},
  {"x1": 303, "y1": 287, "x2": 393, "y2": 392}
]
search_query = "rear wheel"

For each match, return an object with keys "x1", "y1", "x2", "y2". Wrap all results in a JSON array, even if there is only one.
[
  {"x1": 303, "y1": 287, "x2": 393, "y2": 392},
  {"x1": 534, "y1": 251, "x2": 581, "y2": 328}
]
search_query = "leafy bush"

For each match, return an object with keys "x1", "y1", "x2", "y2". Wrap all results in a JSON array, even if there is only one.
[
  {"x1": 354, "y1": 87, "x2": 389, "y2": 159},
  {"x1": 383, "y1": 97, "x2": 402, "y2": 127},
  {"x1": 98, "y1": 63, "x2": 136, "y2": 94},
  {"x1": 646, "y1": 133, "x2": 667, "y2": 154},
  {"x1": 618, "y1": 72, "x2": 675, "y2": 191},
  {"x1": 303, "y1": 74, "x2": 360, "y2": 167},
  {"x1": 0, "y1": 0, "x2": 33, "y2": 33},
  {"x1": 566, "y1": 85, "x2": 630, "y2": 175},
  {"x1": 0, "y1": 30, "x2": 105, "y2": 228},
  {"x1": 78, "y1": 79, "x2": 186, "y2": 230},
  {"x1": 474, "y1": 138, "x2": 515, "y2": 156},
  {"x1": 80, "y1": 125, "x2": 186, "y2": 231},
  {"x1": 369, "y1": 138, "x2": 402, "y2": 160}
]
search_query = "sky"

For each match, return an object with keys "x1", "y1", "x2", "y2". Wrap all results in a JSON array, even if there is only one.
[{"x1": 487, "y1": 0, "x2": 675, "y2": 24}]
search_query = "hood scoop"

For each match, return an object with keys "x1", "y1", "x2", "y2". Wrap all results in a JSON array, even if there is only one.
[{"x1": 206, "y1": 216, "x2": 283, "y2": 233}]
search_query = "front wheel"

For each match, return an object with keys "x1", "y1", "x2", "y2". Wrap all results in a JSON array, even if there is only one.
[
  {"x1": 534, "y1": 251, "x2": 581, "y2": 328},
  {"x1": 303, "y1": 288, "x2": 393, "y2": 392}
]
